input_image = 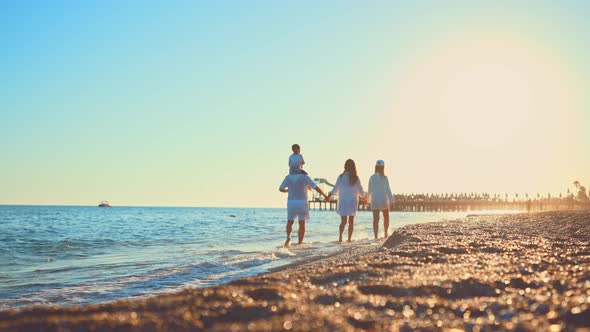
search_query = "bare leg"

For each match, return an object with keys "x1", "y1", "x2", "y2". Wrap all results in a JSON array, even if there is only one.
[
  {"x1": 372, "y1": 210, "x2": 380, "y2": 239},
  {"x1": 347, "y1": 216, "x2": 354, "y2": 242},
  {"x1": 383, "y1": 209, "x2": 390, "y2": 238},
  {"x1": 298, "y1": 220, "x2": 306, "y2": 244},
  {"x1": 339, "y1": 216, "x2": 347, "y2": 242},
  {"x1": 285, "y1": 220, "x2": 294, "y2": 247}
]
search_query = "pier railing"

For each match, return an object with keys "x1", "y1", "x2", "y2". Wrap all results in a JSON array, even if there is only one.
[{"x1": 310, "y1": 196, "x2": 590, "y2": 212}]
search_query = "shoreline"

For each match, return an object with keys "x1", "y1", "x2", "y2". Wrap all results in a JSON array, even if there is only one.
[
  {"x1": 0, "y1": 208, "x2": 471, "y2": 310},
  {"x1": 1, "y1": 211, "x2": 588, "y2": 331}
]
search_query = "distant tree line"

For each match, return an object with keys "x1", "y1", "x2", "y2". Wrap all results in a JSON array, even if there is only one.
[{"x1": 394, "y1": 180, "x2": 590, "y2": 203}]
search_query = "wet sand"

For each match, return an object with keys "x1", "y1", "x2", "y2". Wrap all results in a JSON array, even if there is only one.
[{"x1": 1, "y1": 211, "x2": 589, "y2": 331}]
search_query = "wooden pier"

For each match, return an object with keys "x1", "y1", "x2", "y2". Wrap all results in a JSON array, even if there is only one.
[
  {"x1": 308, "y1": 198, "x2": 338, "y2": 211},
  {"x1": 308, "y1": 198, "x2": 370, "y2": 212},
  {"x1": 309, "y1": 182, "x2": 590, "y2": 213},
  {"x1": 310, "y1": 196, "x2": 590, "y2": 212}
]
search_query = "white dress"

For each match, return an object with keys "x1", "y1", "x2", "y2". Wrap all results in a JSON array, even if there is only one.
[
  {"x1": 329, "y1": 172, "x2": 365, "y2": 216},
  {"x1": 368, "y1": 173, "x2": 394, "y2": 210}
]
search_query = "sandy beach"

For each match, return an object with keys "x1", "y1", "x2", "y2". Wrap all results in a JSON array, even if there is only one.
[{"x1": 1, "y1": 210, "x2": 588, "y2": 331}]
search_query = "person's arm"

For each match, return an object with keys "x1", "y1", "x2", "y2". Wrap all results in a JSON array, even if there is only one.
[
  {"x1": 367, "y1": 176, "x2": 373, "y2": 202},
  {"x1": 359, "y1": 179, "x2": 366, "y2": 197},
  {"x1": 279, "y1": 177, "x2": 289, "y2": 193},
  {"x1": 385, "y1": 176, "x2": 394, "y2": 203},
  {"x1": 358, "y1": 180, "x2": 367, "y2": 204},
  {"x1": 304, "y1": 175, "x2": 327, "y2": 200},
  {"x1": 327, "y1": 175, "x2": 341, "y2": 200},
  {"x1": 315, "y1": 186, "x2": 328, "y2": 200}
]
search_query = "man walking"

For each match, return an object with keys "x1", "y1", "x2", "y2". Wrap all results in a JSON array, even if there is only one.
[{"x1": 279, "y1": 166, "x2": 328, "y2": 246}]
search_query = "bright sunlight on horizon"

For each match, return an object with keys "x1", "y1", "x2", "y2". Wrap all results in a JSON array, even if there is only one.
[{"x1": 1, "y1": 1, "x2": 589, "y2": 207}]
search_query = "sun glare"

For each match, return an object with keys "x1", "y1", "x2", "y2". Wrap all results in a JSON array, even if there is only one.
[{"x1": 391, "y1": 32, "x2": 578, "y2": 149}]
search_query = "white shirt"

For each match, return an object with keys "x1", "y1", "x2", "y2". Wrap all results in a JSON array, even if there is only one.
[
  {"x1": 368, "y1": 173, "x2": 394, "y2": 210},
  {"x1": 288, "y1": 154, "x2": 305, "y2": 169},
  {"x1": 279, "y1": 173, "x2": 317, "y2": 202},
  {"x1": 329, "y1": 172, "x2": 365, "y2": 216}
]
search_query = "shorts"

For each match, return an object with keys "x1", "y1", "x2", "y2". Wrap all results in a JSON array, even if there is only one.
[{"x1": 287, "y1": 200, "x2": 310, "y2": 221}]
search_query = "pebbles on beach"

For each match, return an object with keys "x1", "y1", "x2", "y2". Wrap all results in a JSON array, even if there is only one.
[{"x1": 1, "y1": 211, "x2": 589, "y2": 331}]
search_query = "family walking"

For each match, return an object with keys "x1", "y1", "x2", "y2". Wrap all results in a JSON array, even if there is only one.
[{"x1": 279, "y1": 144, "x2": 394, "y2": 247}]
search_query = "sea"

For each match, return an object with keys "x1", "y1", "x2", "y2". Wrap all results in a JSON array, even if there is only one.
[{"x1": 0, "y1": 205, "x2": 485, "y2": 310}]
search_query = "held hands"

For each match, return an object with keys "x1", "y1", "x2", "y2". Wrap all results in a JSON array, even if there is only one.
[{"x1": 324, "y1": 193, "x2": 332, "y2": 202}]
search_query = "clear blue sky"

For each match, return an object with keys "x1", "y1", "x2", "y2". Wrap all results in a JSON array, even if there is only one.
[{"x1": 2, "y1": 1, "x2": 589, "y2": 207}]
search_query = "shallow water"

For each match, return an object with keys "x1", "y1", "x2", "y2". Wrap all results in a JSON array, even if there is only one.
[{"x1": 0, "y1": 205, "x2": 500, "y2": 309}]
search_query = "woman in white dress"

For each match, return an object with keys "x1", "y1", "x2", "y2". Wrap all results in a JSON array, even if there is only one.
[
  {"x1": 327, "y1": 159, "x2": 365, "y2": 242},
  {"x1": 368, "y1": 160, "x2": 394, "y2": 239}
]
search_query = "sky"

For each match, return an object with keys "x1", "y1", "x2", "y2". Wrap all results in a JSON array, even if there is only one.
[{"x1": 1, "y1": 1, "x2": 589, "y2": 207}]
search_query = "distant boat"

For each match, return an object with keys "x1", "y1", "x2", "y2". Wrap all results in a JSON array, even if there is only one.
[{"x1": 98, "y1": 201, "x2": 111, "y2": 207}]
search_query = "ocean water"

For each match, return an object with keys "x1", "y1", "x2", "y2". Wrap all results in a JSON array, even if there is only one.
[{"x1": 0, "y1": 205, "x2": 475, "y2": 309}]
